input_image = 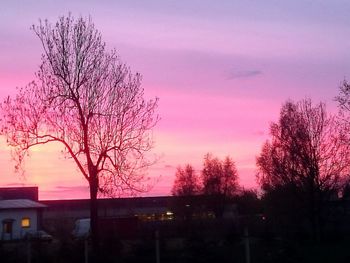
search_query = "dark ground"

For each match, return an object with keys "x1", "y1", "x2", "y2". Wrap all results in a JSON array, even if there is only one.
[{"x1": 1, "y1": 235, "x2": 350, "y2": 263}]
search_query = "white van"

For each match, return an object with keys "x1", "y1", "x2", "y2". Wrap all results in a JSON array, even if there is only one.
[{"x1": 72, "y1": 218, "x2": 90, "y2": 238}]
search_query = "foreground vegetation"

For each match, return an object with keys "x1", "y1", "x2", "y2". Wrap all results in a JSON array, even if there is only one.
[{"x1": 2, "y1": 230, "x2": 350, "y2": 263}]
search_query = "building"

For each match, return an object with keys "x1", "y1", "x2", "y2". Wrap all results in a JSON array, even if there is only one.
[
  {"x1": 0, "y1": 199, "x2": 46, "y2": 241},
  {"x1": 41, "y1": 195, "x2": 238, "y2": 239},
  {"x1": 41, "y1": 195, "x2": 227, "y2": 224},
  {"x1": 0, "y1": 186, "x2": 39, "y2": 201},
  {"x1": 0, "y1": 187, "x2": 239, "y2": 240}
]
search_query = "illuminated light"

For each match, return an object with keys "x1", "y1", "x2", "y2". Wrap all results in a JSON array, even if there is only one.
[
  {"x1": 21, "y1": 218, "x2": 31, "y2": 228},
  {"x1": 185, "y1": 204, "x2": 190, "y2": 207},
  {"x1": 166, "y1": 211, "x2": 173, "y2": 216}
]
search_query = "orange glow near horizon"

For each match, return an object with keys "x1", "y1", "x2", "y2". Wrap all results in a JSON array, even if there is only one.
[{"x1": 0, "y1": 127, "x2": 262, "y2": 200}]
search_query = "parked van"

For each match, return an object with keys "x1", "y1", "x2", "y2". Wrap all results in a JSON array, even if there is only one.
[{"x1": 72, "y1": 218, "x2": 90, "y2": 239}]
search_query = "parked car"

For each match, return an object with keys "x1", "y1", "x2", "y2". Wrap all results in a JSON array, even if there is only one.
[{"x1": 25, "y1": 230, "x2": 53, "y2": 242}]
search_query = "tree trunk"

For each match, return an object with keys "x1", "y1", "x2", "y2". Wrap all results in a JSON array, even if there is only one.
[
  {"x1": 89, "y1": 174, "x2": 99, "y2": 259},
  {"x1": 309, "y1": 184, "x2": 321, "y2": 242}
]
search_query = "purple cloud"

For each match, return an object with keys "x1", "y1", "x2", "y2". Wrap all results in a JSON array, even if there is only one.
[{"x1": 227, "y1": 69, "x2": 263, "y2": 79}]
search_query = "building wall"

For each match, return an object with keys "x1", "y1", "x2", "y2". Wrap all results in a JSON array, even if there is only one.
[
  {"x1": 0, "y1": 187, "x2": 38, "y2": 201},
  {"x1": 41, "y1": 196, "x2": 239, "y2": 238},
  {"x1": 0, "y1": 209, "x2": 37, "y2": 240}
]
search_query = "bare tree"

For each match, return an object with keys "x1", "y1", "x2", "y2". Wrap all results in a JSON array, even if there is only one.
[
  {"x1": 335, "y1": 80, "x2": 350, "y2": 198},
  {"x1": 257, "y1": 99, "x2": 350, "y2": 240},
  {"x1": 201, "y1": 153, "x2": 239, "y2": 197},
  {"x1": 336, "y1": 80, "x2": 350, "y2": 119},
  {"x1": 335, "y1": 79, "x2": 350, "y2": 139},
  {"x1": 201, "y1": 153, "x2": 223, "y2": 196},
  {"x1": 222, "y1": 156, "x2": 239, "y2": 197},
  {"x1": 172, "y1": 164, "x2": 200, "y2": 196},
  {"x1": 0, "y1": 15, "x2": 159, "y2": 249}
]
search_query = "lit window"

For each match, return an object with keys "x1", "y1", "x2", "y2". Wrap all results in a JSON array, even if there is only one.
[{"x1": 21, "y1": 218, "x2": 30, "y2": 228}]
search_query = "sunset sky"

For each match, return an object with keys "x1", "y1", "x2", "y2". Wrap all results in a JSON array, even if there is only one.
[{"x1": 1, "y1": 0, "x2": 350, "y2": 200}]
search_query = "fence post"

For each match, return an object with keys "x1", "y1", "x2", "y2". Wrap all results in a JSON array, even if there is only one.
[
  {"x1": 244, "y1": 227, "x2": 250, "y2": 263},
  {"x1": 155, "y1": 230, "x2": 160, "y2": 263},
  {"x1": 84, "y1": 238, "x2": 89, "y2": 263},
  {"x1": 26, "y1": 237, "x2": 31, "y2": 263}
]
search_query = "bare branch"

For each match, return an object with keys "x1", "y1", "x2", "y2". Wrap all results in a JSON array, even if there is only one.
[{"x1": 0, "y1": 14, "x2": 159, "y2": 196}]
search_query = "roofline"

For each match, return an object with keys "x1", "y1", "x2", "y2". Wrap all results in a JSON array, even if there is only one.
[
  {"x1": 40, "y1": 195, "x2": 173, "y2": 202},
  {"x1": 39, "y1": 194, "x2": 222, "y2": 203},
  {"x1": 0, "y1": 206, "x2": 45, "y2": 211}
]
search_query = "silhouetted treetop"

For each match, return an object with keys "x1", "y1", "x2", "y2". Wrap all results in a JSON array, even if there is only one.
[
  {"x1": 257, "y1": 99, "x2": 350, "y2": 194},
  {"x1": 172, "y1": 164, "x2": 200, "y2": 196},
  {"x1": 171, "y1": 154, "x2": 239, "y2": 198},
  {"x1": 201, "y1": 153, "x2": 239, "y2": 197}
]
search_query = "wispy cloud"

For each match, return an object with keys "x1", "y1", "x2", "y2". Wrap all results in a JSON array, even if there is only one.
[
  {"x1": 40, "y1": 186, "x2": 88, "y2": 195},
  {"x1": 54, "y1": 185, "x2": 88, "y2": 192},
  {"x1": 39, "y1": 186, "x2": 89, "y2": 200},
  {"x1": 227, "y1": 69, "x2": 262, "y2": 79}
]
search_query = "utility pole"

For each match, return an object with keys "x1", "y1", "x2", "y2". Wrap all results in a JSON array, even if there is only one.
[
  {"x1": 244, "y1": 227, "x2": 251, "y2": 263},
  {"x1": 155, "y1": 230, "x2": 160, "y2": 263}
]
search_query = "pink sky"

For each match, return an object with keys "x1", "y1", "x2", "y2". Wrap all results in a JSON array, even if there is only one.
[{"x1": 1, "y1": 1, "x2": 350, "y2": 199}]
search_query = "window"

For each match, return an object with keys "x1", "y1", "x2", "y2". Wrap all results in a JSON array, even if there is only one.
[
  {"x1": 21, "y1": 218, "x2": 31, "y2": 228},
  {"x1": 2, "y1": 219, "x2": 14, "y2": 234}
]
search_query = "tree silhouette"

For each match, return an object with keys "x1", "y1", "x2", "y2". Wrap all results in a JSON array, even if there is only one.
[
  {"x1": 257, "y1": 99, "x2": 350, "y2": 240},
  {"x1": 336, "y1": 79, "x2": 350, "y2": 117},
  {"x1": 234, "y1": 189, "x2": 261, "y2": 216},
  {"x1": 172, "y1": 164, "x2": 200, "y2": 196},
  {"x1": 202, "y1": 154, "x2": 222, "y2": 196},
  {"x1": 335, "y1": 80, "x2": 350, "y2": 199},
  {"x1": 0, "y1": 15, "x2": 159, "y2": 250},
  {"x1": 222, "y1": 156, "x2": 239, "y2": 197},
  {"x1": 200, "y1": 154, "x2": 239, "y2": 217},
  {"x1": 201, "y1": 153, "x2": 239, "y2": 197}
]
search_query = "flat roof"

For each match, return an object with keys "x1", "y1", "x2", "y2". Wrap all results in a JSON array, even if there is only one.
[
  {"x1": 0, "y1": 199, "x2": 46, "y2": 209},
  {"x1": 41, "y1": 195, "x2": 223, "y2": 210}
]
